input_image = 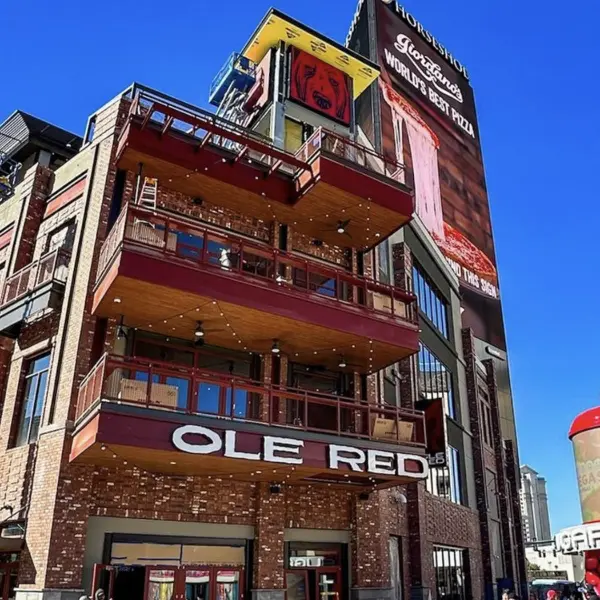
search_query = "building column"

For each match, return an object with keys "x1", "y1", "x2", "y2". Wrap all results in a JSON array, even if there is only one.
[
  {"x1": 405, "y1": 483, "x2": 433, "y2": 600},
  {"x1": 351, "y1": 491, "x2": 393, "y2": 600},
  {"x1": 252, "y1": 482, "x2": 286, "y2": 600},
  {"x1": 462, "y1": 329, "x2": 494, "y2": 600},
  {"x1": 484, "y1": 358, "x2": 515, "y2": 587}
]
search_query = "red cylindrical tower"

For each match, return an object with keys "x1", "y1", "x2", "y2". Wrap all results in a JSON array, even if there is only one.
[{"x1": 569, "y1": 407, "x2": 600, "y2": 591}]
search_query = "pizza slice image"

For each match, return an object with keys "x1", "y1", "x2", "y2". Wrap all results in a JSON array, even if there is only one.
[{"x1": 433, "y1": 222, "x2": 497, "y2": 285}]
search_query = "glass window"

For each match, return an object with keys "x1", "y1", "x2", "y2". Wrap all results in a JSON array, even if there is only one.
[
  {"x1": 433, "y1": 546, "x2": 469, "y2": 600},
  {"x1": 486, "y1": 468, "x2": 500, "y2": 519},
  {"x1": 45, "y1": 220, "x2": 76, "y2": 254},
  {"x1": 426, "y1": 446, "x2": 463, "y2": 505},
  {"x1": 417, "y1": 344, "x2": 455, "y2": 419},
  {"x1": 381, "y1": 365, "x2": 397, "y2": 406},
  {"x1": 412, "y1": 262, "x2": 449, "y2": 339},
  {"x1": 15, "y1": 353, "x2": 51, "y2": 446},
  {"x1": 376, "y1": 243, "x2": 391, "y2": 284}
]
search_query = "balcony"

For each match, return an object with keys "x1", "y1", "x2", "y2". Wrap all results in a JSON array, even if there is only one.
[
  {"x1": 115, "y1": 85, "x2": 413, "y2": 250},
  {"x1": 71, "y1": 354, "x2": 428, "y2": 488},
  {"x1": 0, "y1": 249, "x2": 70, "y2": 336},
  {"x1": 93, "y1": 205, "x2": 419, "y2": 372}
]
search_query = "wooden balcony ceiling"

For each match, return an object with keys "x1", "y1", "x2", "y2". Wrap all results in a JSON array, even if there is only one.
[
  {"x1": 95, "y1": 264, "x2": 417, "y2": 373},
  {"x1": 117, "y1": 124, "x2": 412, "y2": 250}
]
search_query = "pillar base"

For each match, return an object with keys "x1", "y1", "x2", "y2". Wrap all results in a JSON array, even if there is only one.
[
  {"x1": 15, "y1": 589, "x2": 84, "y2": 600},
  {"x1": 251, "y1": 590, "x2": 286, "y2": 600},
  {"x1": 409, "y1": 586, "x2": 432, "y2": 600},
  {"x1": 351, "y1": 587, "x2": 394, "y2": 600}
]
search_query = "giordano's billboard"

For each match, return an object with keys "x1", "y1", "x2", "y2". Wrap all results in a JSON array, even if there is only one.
[{"x1": 351, "y1": 0, "x2": 506, "y2": 349}]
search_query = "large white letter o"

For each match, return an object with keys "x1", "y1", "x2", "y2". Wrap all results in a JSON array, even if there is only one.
[{"x1": 172, "y1": 425, "x2": 222, "y2": 454}]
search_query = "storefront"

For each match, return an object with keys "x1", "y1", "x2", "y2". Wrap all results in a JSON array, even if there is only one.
[
  {"x1": 286, "y1": 542, "x2": 348, "y2": 600},
  {"x1": 93, "y1": 535, "x2": 249, "y2": 600}
]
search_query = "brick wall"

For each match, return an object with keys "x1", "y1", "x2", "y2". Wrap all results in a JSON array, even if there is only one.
[{"x1": 10, "y1": 165, "x2": 53, "y2": 273}]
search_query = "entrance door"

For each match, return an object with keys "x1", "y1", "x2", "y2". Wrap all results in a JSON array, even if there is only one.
[
  {"x1": 286, "y1": 569, "x2": 341, "y2": 600},
  {"x1": 315, "y1": 568, "x2": 340, "y2": 600},
  {"x1": 145, "y1": 567, "x2": 177, "y2": 600},
  {"x1": 0, "y1": 562, "x2": 18, "y2": 600},
  {"x1": 181, "y1": 566, "x2": 243, "y2": 600}
]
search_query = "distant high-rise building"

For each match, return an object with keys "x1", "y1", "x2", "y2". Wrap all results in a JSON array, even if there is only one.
[{"x1": 520, "y1": 465, "x2": 552, "y2": 541}]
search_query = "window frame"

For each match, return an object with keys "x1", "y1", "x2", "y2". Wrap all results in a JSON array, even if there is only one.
[
  {"x1": 45, "y1": 218, "x2": 77, "y2": 255},
  {"x1": 14, "y1": 353, "x2": 51, "y2": 446},
  {"x1": 417, "y1": 343, "x2": 456, "y2": 419},
  {"x1": 412, "y1": 261, "x2": 449, "y2": 339}
]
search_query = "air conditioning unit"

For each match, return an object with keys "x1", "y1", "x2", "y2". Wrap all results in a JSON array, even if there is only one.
[{"x1": 1, "y1": 523, "x2": 24, "y2": 539}]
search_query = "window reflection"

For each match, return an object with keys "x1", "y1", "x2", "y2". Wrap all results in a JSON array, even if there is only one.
[
  {"x1": 418, "y1": 343, "x2": 455, "y2": 419},
  {"x1": 433, "y1": 546, "x2": 468, "y2": 600},
  {"x1": 412, "y1": 262, "x2": 449, "y2": 339}
]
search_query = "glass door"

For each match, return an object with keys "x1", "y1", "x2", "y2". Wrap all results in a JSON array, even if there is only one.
[
  {"x1": 92, "y1": 564, "x2": 116, "y2": 600},
  {"x1": 180, "y1": 566, "x2": 243, "y2": 600},
  {"x1": 214, "y1": 568, "x2": 242, "y2": 600},
  {"x1": 145, "y1": 567, "x2": 176, "y2": 600},
  {"x1": 315, "y1": 568, "x2": 340, "y2": 600},
  {"x1": 183, "y1": 567, "x2": 211, "y2": 600},
  {"x1": 286, "y1": 571, "x2": 309, "y2": 600}
]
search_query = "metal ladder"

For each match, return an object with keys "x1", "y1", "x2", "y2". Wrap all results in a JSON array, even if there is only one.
[{"x1": 137, "y1": 177, "x2": 158, "y2": 210}]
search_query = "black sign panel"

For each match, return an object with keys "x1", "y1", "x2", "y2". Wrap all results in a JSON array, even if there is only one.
[{"x1": 376, "y1": 0, "x2": 478, "y2": 142}]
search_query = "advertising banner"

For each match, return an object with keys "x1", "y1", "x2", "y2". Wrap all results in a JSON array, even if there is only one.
[
  {"x1": 371, "y1": 0, "x2": 506, "y2": 349},
  {"x1": 288, "y1": 47, "x2": 352, "y2": 126},
  {"x1": 572, "y1": 427, "x2": 600, "y2": 522}
]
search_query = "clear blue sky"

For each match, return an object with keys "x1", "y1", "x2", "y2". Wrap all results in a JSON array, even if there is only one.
[{"x1": 3, "y1": 0, "x2": 599, "y2": 533}]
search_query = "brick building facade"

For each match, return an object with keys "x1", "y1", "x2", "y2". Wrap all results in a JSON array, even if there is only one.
[{"x1": 0, "y1": 7, "x2": 525, "y2": 600}]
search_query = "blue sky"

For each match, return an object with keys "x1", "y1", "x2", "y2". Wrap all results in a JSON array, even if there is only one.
[{"x1": 3, "y1": 0, "x2": 599, "y2": 532}]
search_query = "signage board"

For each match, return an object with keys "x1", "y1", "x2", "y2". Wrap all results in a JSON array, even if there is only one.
[
  {"x1": 423, "y1": 398, "x2": 447, "y2": 467},
  {"x1": 288, "y1": 47, "x2": 352, "y2": 126},
  {"x1": 351, "y1": 0, "x2": 508, "y2": 350},
  {"x1": 555, "y1": 523, "x2": 600, "y2": 554},
  {"x1": 172, "y1": 424, "x2": 429, "y2": 480}
]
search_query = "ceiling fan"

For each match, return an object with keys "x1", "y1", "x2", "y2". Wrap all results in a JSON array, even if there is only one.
[{"x1": 319, "y1": 218, "x2": 352, "y2": 239}]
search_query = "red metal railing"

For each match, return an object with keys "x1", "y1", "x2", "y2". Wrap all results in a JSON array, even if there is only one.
[
  {"x1": 1, "y1": 248, "x2": 71, "y2": 305},
  {"x1": 97, "y1": 204, "x2": 418, "y2": 324},
  {"x1": 295, "y1": 128, "x2": 405, "y2": 184},
  {"x1": 76, "y1": 353, "x2": 426, "y2": 447},
  {"x1": 126, "y1": 87, "x2": 406, "y2": 185},
  {"x1": 128, "y1": 88, "x2": 307, "y2": 174}
]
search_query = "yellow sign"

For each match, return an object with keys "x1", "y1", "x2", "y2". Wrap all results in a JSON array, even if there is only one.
[{"x1": 242, "y1": 9, "x2": 380, "y2": 98}]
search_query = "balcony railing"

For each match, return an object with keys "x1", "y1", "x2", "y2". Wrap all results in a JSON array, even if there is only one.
[
  {"x1": 98, "y1": 204, "x2": 417, "y2": 325},
  {"x1": 295, "y1": 128, "x2": 405, "y2": 184},
  {"x1": 1, "y1": 248, "x2": 71, "y2": 305},
  {"x1": 76, "y1": 353, "x2": 426, "y2": 447},
  {"x1": 125, "y1": 86, "x2": 406, "y2": 188}
]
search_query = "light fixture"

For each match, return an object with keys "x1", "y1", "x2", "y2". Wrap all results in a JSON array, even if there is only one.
[
  {"x1": 338, "y1": 356, "x2": 347, "y2": 368},
  {"x1": 337, "y1": 222, "x2": 345, "y2": 234},
  {"x1": 271, "y1": 340, "x2": 280, "y2": 354},
  {"x1": 113, "y1": 297, "x2": 122, "y2": 304},
  {"x1": 195, "y1": 321, "x2": 205, "y2": 338}
]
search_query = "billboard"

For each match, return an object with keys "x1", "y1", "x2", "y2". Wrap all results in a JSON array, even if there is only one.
[
  {"x1": 356, "y1": 0, "x2": 506, "y2": 349},
  {"x1": 288, "y1": 47, "x2": 352, "y2": 126}
]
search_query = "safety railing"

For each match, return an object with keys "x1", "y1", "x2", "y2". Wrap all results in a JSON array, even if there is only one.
[
  {"x1": 76, "y1": 353, "x2": 426, "y2": 447},
  {"x1": 127, "y1": 88, "x2": 307, "y2": 174},
  {"x1": 1, "y1": 248, "x2": 71, "y2": 305},
  {"x1": 97, "y1": 204, "x2": 418, "y2": 325},
  {"x1": 295, "y1": 127, "x2": 406, "y2": 184}
]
